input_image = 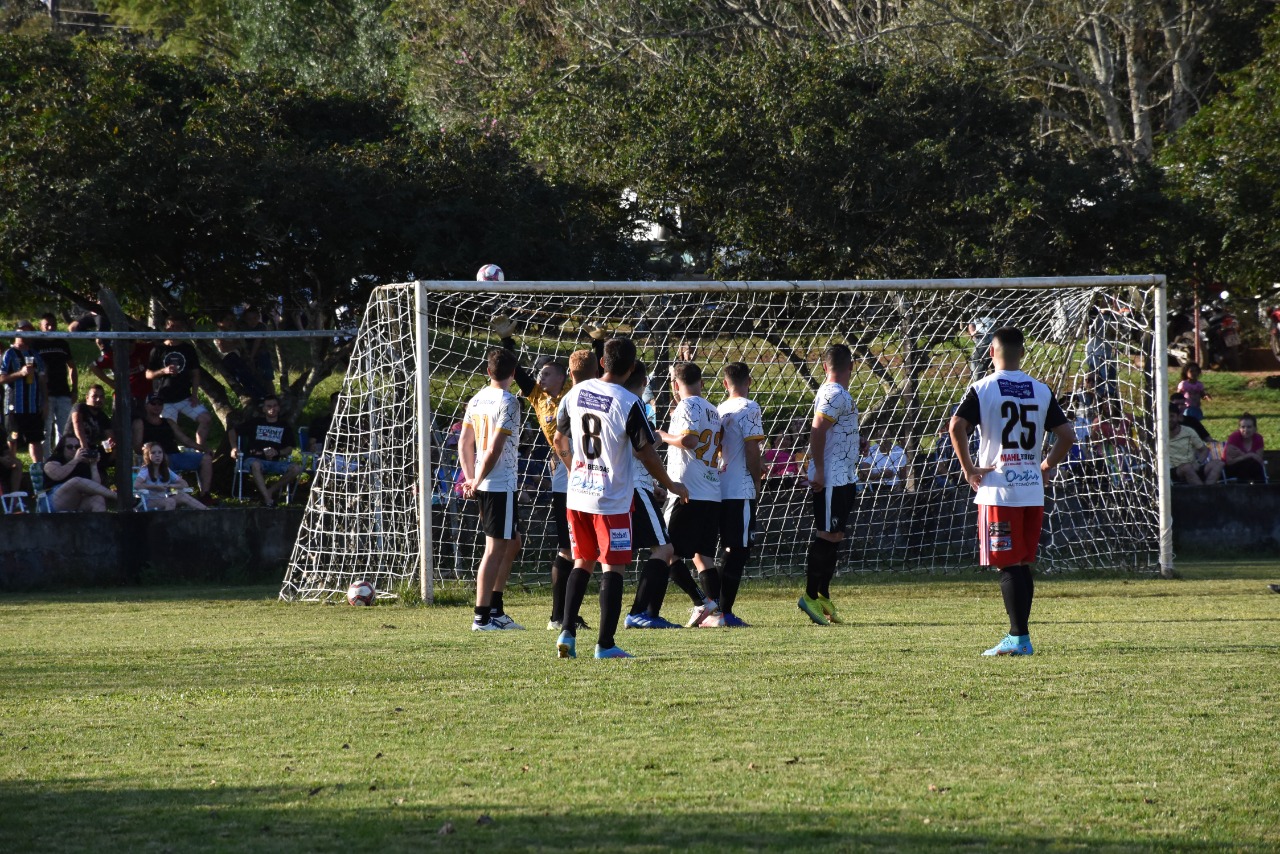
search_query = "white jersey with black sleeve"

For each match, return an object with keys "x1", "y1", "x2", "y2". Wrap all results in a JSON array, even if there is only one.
[
  {"x1": 557, "y1": 378, "x2": 657, "y2": 515},
  {"x1": 954, "y1": 369, "x2": 1068, "y2": 507},
  {"x1": 462, "y1": 385, "x2": 521, "y2": 492},
  {"x1": 718, "y1": 396, "x2": 765, "y2": 500},
  {"x1": 665, "y1": 395, "x2": 723, "y2": 502},
  {"x1": 807, "y1": 381, "x2": 859, "y2": 487}
]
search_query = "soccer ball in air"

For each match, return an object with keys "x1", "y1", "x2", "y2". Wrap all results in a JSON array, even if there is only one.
[
  {"x1": 346, "y1": 579, "x2": 376, "y2": 606},
  {"x1": 476, "y1": 264, "x2": 505, "y2": 282}
]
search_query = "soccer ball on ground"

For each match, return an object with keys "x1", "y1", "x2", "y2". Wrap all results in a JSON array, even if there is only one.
[
  {"x1": 476, "y1": 264, "x2": 504, "y2": 282},
  {"x1": 346, "y1": 579, "x2": 376, "y2": 606}
]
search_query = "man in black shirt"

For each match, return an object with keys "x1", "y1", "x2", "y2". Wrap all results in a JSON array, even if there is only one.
[
  {"x1": 36, "y1": 314, "x2": 76, "y2": 453},
  {"x1": 145, "y1": 317, "x2": 212, "y2": 451},
  {"x1": 228, "y1": 395, "x2": 301, "y2": 507}
]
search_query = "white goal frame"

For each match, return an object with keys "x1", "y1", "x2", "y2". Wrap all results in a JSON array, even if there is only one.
[{"x1": 284, "y1": 275, "x2": 1173, "y2": 604}]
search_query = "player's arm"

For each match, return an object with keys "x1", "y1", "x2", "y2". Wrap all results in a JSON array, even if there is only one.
[
  {"x1": 473, "y1": 430, "x2": 508, "y2": 485},
  {"x1": 495, "y1": 319, "x2": 537, "y2": 397},
  {"x1": 658, "y1": 428, "x2": 698, "y2": 450},
  {"x1": 745, "y1": 436, "x2": 764, "y2": 491},
  {"x1": 1040, "y1": 395, "x2": 1075, "y2": 473},
  {"x1": 808, "y1": 413, "x2": 832, "y2": 489},
  {"x1": 553, "y1": 397, "x2": 572, "y2": 465},
  {"x1": 630, "y1": 402, "x2": 687, "y2": 502},
  {"x1": 457, "y1": 422, "x2": 477, "y2": 494},
  {"x1": 949, "y1": 387, "x2": 994, "y2": 490}
]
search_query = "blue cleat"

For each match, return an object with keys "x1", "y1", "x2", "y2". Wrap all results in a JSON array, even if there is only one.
[
  {"x1": 623, "y1": 613, "x2": 648, "y2": 629},
  {"x1": 594, "y1": 644, "x2": 633, "y2": 659},
  {"x1": 647, "y1": 614, "x2": 682, "y2": 629},
  {"x1": 982, "y1": 634, "x2": 1034, "y2": 656},
  {"x1": 722, "y1": 612, "x2": 750, "y2": 628},
  {"x1": 556, "y1": 630, "x2": 576, "y2": 659}
]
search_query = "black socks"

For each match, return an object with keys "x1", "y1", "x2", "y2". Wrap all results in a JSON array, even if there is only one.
[
  {"x1": 562, "y1": 567, "x2": 592, "y2": 637},
  {"x1": 719, "y1": 546, "x2": 749, "y2": 614},
  {"x1": 805, "y1": 537, "x2": 839, "y2": 599},
  {"x1": 998, "y1": 564, "x2": 1034, "y2": 636},
  {"x1": 668, "y1": 559, "x2": 704, "y2": 606},
  {"x1": 549, "y1": 554, "x2": 573, "y2": 622},
  {"x1": 598, "y1": 571, "x2": 623, "y2": 649}
]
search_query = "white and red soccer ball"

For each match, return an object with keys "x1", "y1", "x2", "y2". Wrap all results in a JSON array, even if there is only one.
[
  {"x1": 476, "y1": 264, "x2": 504, "y2": 282},
  {"x1": 346, "y1": 579, "x2": 376, "y2": 606}
]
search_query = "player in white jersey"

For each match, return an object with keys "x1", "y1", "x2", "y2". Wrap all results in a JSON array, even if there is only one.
[
  {"x1": 459, "y1": 348, "x2": 525, "y2": 631},
  {"x1": 659, "y1": 361, "x2": 726, "y2": 627},
  {"x1": 798, "y1": 345, "x2": 860, "y2": 626},
  {"x1": 553, "y1": 338, "x2": 688, "y2": 659},
  {"x1": 949, "y1": 326, "x2": 1073, "y2": 656},
  {"x1": 620, "y1": 361, "x2": 684, "y2": 629},
  {"x1": 499, "y1": 315, "x2": 600, "y2": 632},
  {"x1": 715, "y1": 362, "x2": 764, "y2": 626}
]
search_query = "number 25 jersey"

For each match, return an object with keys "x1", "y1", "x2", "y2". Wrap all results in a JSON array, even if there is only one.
[
  {"x1": 954, "y1": 369, "x2": 1068, "y2": 507},
  {"x1": 556, "y1": 378, "x2": 656, "y2": 515}
]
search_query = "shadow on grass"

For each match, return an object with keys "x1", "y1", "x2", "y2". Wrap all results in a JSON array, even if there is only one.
[{"x1": 0, "y1": 781, "x2": 1246, "y2": 853}]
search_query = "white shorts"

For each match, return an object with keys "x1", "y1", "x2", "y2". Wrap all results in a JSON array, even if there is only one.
[{"x1": 162, "y1": 400, "x2": 209, "y2": 423}]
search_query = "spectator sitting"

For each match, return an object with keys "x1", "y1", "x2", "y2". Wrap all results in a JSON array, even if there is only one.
[
  {"x1": 860, "y1": 437, "x2": 906, "y2": 490},
  {"x1": 133, "y1": 393, "x2": 215, "y2": 503},
  {"x1": 134, "y1": 443, "x2": 208, "y2": 510},
  {"x1": 228, "y1": 395, "x2": 301, "y2": 507},
  {"x1": 42, "y1": 435, "x2": 119, "y2": 511},
  {"x1": 1223, "y1": 413, "x2": 1267, "y2": 484},
  {"x1": 1167, "y1": 402, "x2": 1224, "y2": 485},
  {"x1": 1172, "y1": 395, "x2": 1212, "y2": 441},
  {"x1": 1093, "y1": 399, "x2": 1137, "y2": 477},
  {"x1": 68, "y1": 383, "x2": 116, "y2": 477}
]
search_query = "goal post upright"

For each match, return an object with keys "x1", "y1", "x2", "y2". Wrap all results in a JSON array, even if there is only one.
[
  {"x1": 414, "y1": 280, "x2": 435, "y2": 604},
  {"x1": 1153, "y1": 276, "x2": 1174, "y2": 578}
]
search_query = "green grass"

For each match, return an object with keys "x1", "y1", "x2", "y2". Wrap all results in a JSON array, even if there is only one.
[
  {"x1": 1183, "y1": 368, "x2": 1280, "y2": 442},
  {"x1": 3, "y1": 567, "x2": 1279, "y2": 852}
]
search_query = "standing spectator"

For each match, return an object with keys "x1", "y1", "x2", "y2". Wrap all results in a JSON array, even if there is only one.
[
  {"x1": 239, "y1": 306, "x2": 275, "y2": 391},
  {"x1": 966, "y1": 317, "x2": 996, "y2": 381},
  {"x1": 214, "y1": 314, "x2": 272, "y2": 402},
  {"x1": 228, "y1": 395, "x2": 301, "y2": 507},
  {"x1": 35, "y1": 313, "x2": 76, "y2": 454},
  {"x1": 1178, "y1": 362, "x2": 1209, "y2": 420},
  {"x1": 133, "y1": 394, "x2": 214, "y2": 503},
  {"x1": 68, "y1": 384, "x2": 116, "y2": 477},
  {"x1": 42, "y1": 434, "x2": 118, "y2": 511},
  {"x1": 1, "y1": 321, "x2": 48, "y2": 463},
  {"x1": 1223, "y1": 414, "x2": 1267, "y2": 484},
  {"x1": 1167, "y1": 403, "x2": 1224, "y2": 485},
  {"x1": 90, "y1": 338, "x2": 154, "y2": 413},
  {"x1": 1084, "y1": 311, "x2": 1117, "y2": 405},
  {"x1": 146, "y1": 318, "x2": 211, "y2": 451}
]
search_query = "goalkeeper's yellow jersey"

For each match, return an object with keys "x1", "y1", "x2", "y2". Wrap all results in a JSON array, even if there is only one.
[{"x1": 525, "y1": 383, "x2": 565, "y2": 449}]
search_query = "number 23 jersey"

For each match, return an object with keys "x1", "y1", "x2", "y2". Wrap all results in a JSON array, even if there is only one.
[
  {"x1": 954, "y1": 369, "x2": 1068, "y2": 507},
  {"x1": 556, "y1": 378, "x2": 656, "y2": 515},
  {"x1": 665, "y1": 396, "x2": 723, "y2": 502}
]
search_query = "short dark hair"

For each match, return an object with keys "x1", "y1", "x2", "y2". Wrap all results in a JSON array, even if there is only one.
[
  {"x1": 822, "y1": 344, "x2": 852, "y2": 372},
  {"x1": 1240, "y1": 413, "x2": 1257, "y2": 427},
  {"x1": 601, "y1": 337, "x2": 637, "y2": 376},
  {"x1": 670, "y1": 361, "x2": 702, "y2": 387},
  {"x1": 40, "y1": 312, "x2": 56, "y2": 324},
  {"x1": 623, "y1": 359, "x2": 647, "y2": 394},
  {"x1": 486, "y1": 347, "x2": 518, "y2": 380},
  {"x1": 992, "y1": 327, "x2": 1025, "y2": 354},
  {"x1": 723, "y1": 362, "x2": 750, "y2": 385},
  {"x1": 262, "y1": 394, "x2": 281, "y2": 406},
  {"x1": 538, "y1": 358, "x2": 566, "y2": 377}
]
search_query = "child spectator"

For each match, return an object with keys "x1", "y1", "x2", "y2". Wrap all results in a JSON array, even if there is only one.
[
  {"x1": 134, "y1": 443, "x2": 209, "y2": 510},
  {"x1": 1178, "y1": 362, "x2": 1208, "y2": 420}
]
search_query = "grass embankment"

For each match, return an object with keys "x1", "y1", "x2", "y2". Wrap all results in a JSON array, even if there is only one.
[{"x1": 2, "y1": 567, "x2": 1277, "y2": 852}]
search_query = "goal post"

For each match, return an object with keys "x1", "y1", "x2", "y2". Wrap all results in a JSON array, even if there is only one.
[{"x1": 281, "y1": 275, "x2": 1172, "y2": 603}]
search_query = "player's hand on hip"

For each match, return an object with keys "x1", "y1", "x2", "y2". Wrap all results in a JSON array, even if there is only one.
[
  {"x1": 671, "y1": 483, "x2": 690, "y2": 504},
  {"x1": 808, "y1": 472, "x2": 824, "y2": 490},
  {"x1": 964, "y1": 466, "x2": 994, "y2": 490}
]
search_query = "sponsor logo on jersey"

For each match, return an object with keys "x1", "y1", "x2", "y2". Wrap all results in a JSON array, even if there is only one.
[
  {"x1": 988, "y1": 521, "x2": 1012, "y2": 552},
  {"x1": 609, "y1": 527, "x2": 631, "y2": 550},
  {"x1": 578, "y1": 390, "x2": 614, "y2": 413},
  {"x1": 1003, "y1": 468, "x2": 1041, "y2": 485},
  {"x1": 997, "y1": 379, "x2": 1034, "y2": 399}
]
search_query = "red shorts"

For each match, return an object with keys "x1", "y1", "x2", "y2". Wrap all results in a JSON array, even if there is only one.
[
  {"x1": 978, "y1": 504, "x2": 1044, "y2": 568},
  {"x1": 566, "y1": 509, "x2": 633, "y2": 566}
]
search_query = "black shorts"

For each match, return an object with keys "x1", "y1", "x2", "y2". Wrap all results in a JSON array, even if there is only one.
[
  {"x1": 6, "y1": 412, "x2": 44, "y2": 446},
  {"x1": 719, "y1": 498, "x2": 758, "y2": 550},
  {"x1": 476, "y1": 489, "x2": 522, "y2": 540},
  {"x1": 666, "y1": 498, "x2": 721, "y2": 559},
  {"x1": 551, "y1": 491, "x2": 570, "y2": 550},
  {"x1": 631, "y1": 488, "x2": 670, "y2": 550},
  {"x1": 812, "y1": 484, "x2": 855, "y2": 534}
]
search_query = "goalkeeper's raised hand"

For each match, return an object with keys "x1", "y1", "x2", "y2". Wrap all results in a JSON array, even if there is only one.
[{"x1": 490, "y1": 314, "x2": 516, "y2": 339}]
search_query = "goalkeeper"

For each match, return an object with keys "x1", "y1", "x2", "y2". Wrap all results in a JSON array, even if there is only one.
[{"x1": 494, "y1": 313, "x2": 598, "y2": 631}]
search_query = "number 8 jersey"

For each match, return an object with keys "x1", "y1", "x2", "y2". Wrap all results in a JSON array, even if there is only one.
[
  {"x1": 954, "y1": 369, "x2": 1068, "y2": 507},
  {"x1": 557, "y1": 378, "x2": 657, "y2": 515}
]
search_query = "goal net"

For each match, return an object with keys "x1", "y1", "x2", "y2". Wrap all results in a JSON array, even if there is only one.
[{"x1": 281, "y1": 277, "x2": 1171, "y2": 603}]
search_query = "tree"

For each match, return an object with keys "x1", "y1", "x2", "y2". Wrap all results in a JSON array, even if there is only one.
[
  {"x1": 1161, "y1": 7, "x2": 1280, "y2": 295},
  {"x1": 0, "y1": 35, "x2": 640, "y2": 425}
]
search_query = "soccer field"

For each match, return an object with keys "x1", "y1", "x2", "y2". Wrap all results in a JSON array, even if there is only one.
[{"x1": 2, "y1": 565, "x2": 1278, "y2": 852}]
